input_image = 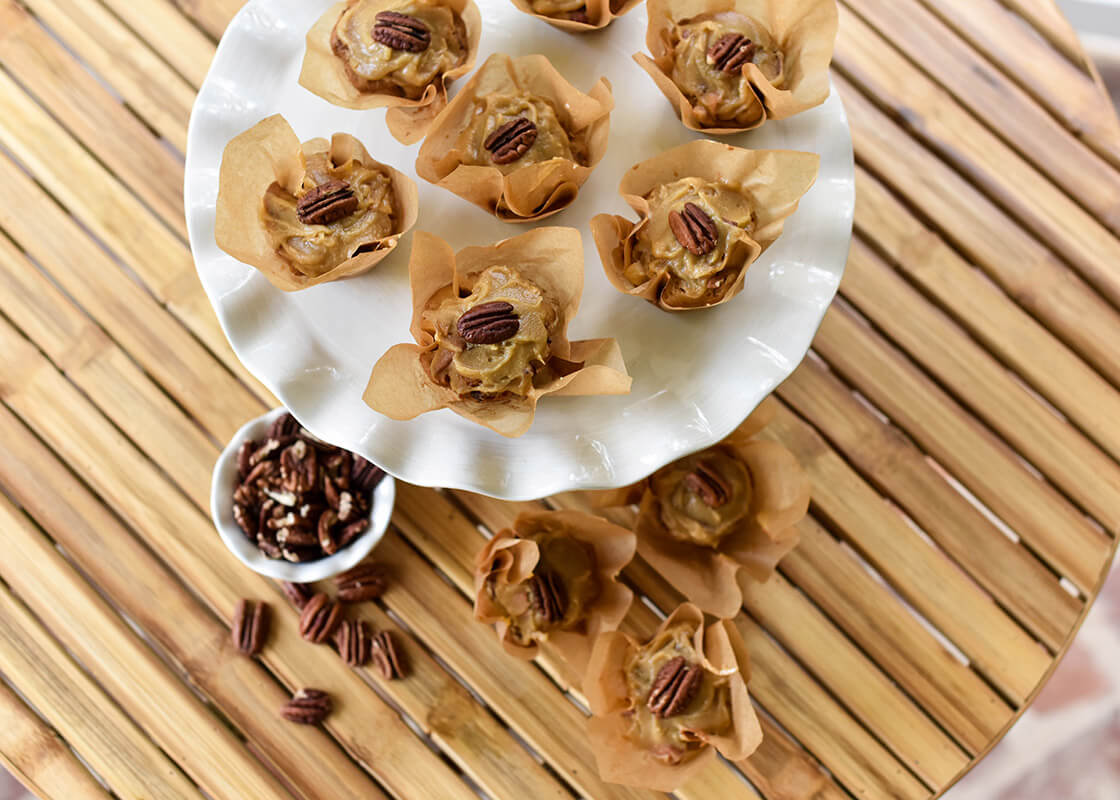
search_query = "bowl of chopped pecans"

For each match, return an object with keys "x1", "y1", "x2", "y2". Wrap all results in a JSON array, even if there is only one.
[{"x1": 211, "y1": 407, "x2": 396, "y2": 581}]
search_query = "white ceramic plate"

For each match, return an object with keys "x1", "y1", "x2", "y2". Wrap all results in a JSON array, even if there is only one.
[{"x1": 185, "y1": 0, "x2": 853, "y2": 501}]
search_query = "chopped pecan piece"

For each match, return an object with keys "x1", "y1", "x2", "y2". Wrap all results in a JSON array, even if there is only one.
[
  {"x1": 280, "y1": 688, "x2": 331, "y2": 725},
  {"x1": 299, "y1": 593, "x2": 343, "y2": 643},
  {"x1": 668, "y1": 202, "x2": 718, "y2": 257},
  {"x1": 231, "y1": 599, "x2": 270, "y2": 656},
  {"x1": 647, "y1": 656, "x2": 704, "y2": 718},
  {"x1": 706, "y1": 32, "x2": 757, "y2": 73},
  {"x1": 373, "y1": 11, "x2": 431, "y2": 53},
  {"x1": 683, "y1": 461, "x2": 731, "y2": 508},
  {"x1": 296, "y1": 180, "x2": 359, "y2": 226},
  {"x1": 457, "y1": 301, "x2": 520, "y2": 345},
  {"x1": 483, "y1": 118, "x2": 538, "y2": 165}
]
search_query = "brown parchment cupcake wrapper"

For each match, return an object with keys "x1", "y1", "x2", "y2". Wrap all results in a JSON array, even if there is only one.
[
  {"x1": 635, "y1": 0, "x2": 838, "y2": 133},
  {"x1": 584, "y1": 603, "x2": 762, "y2": 791},
  {"x1": 473, "y1": 510, "x2": 636, "y2": 673},
  {"x1": 591, "y1": 140, "x2": 819, "y2": 311},
  {"x1": 508, "y1": 0, "x2": 644, "y2": 33},
  {"x1": 415, "y1": 53, "x2": 613, "y2": 222},
  {"x1": 363, "y1": 227, "x2": 631, "y2": 437},
  {"x1": 214, "y1": 114, "x2": 419, "y2": 292},
  {"x1": 592, "y1": 398, "x2": 810, "y2": 617},
  {"x1": 300, "y1": 0, "x2": 483, "y2": 144}
]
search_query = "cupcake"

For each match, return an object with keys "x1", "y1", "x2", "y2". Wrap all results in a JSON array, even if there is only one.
[
  {"x1": 592, "y1": 398, "x2": 810, "y2": 617},
  {"x1": 584, "y1": 603, "x2": 762, "y2": 790},
  {"x1": 300, "y1": 0, "x2": 482, "y2": 144},
  {"x1": 591, "y1": 140, "x2": 819, "y2": 310},
  {"x1": 634, "y1": 0, "x2": 838, "y2": 133},
  {"x1": 474, "y1": 510, "x2": 636, "y2": 672},
  {"x1": 508, "y1": 0, "x2": 644, "y2": 33},
  {"x1": 415, "y1": 53, "x2": 613, "y2": 222},
  {"x1": 214, "y1": 115, "x2": 418, "y2": 291},
  {"x1": 364, "y1": 227, "x2": 631, "y2": 437}
]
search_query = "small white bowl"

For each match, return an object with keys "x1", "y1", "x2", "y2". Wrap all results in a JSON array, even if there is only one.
[{"x1": 211, "y1": 407, "x2": 395, "y2": 581}]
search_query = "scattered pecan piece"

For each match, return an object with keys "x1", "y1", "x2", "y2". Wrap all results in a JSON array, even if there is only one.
[
  {"x1": 668, "y1": 202, "x2": 718, "y2": 257},
  {"x1": 373, "y1": 11, "x2": 431, "y2": 52},
  {"x1": 280, "y1": 581, "x2": 314, "y2": 609},
  {"x1": 335, "y1": 562, "x2": 390, "y2": 604},
  {"x1": 296, "y1": 180, "x2": 358, "y2": 226},
  {"x1": 527, "y1": 572, "x2": 566, "y2": 625},
  {"x1": 706, "y1": 32, "x2": 757, "y2": 73},
  {"x1": 647, "y1": 656, "x2": 703, "y2": 718},
  {"x1": 280, "y1": 688, "x2": 332, "y2": 725},
  {"x1": 371, "y1": 630, "x2": 404, "y2": 680},
  {"x1": 683, "y1": 461, "x2": 731, "y2": 508},
  {"x1": 334, "y1": 619, "x2": 372, "y2": 667},
  {"x1": 457, "y1": 301, "x2": 521, "y2": 345},
  {"x1": 483, "y1": 118, "x2": 538, "y2": 165},
  {"x1": 299, "y1": 593, "x2": 343, "y2": 643},
  {"x1": 231, "y1": 599, "x2": 270, "y2": 656}
]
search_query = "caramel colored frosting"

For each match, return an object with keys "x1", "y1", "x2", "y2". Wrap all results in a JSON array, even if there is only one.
[
  {"x1": 670, "y1": 14, "x2": 784, "y2": 125},
  {"x1": 331, "y1": 0, "x2": 467, "y2": 99},
  {"x1": 261, "y1": 152, "x2": 396, "y2": 276},
  {"x1": 623, "y1": 623, "x2": 732, "y2": 765},
  {"x1": 651, "y1": 451, "x2": 752, "y2": 548},
  {"x1": 627, "y1": 176, "x2": 756, "y2": 302},
  {"x1": 424, "y1": 266, "x2": 561, "y2": 398},
  {"x1": 459, "y1": 91, "x2": 580, "y2": 175},
  {"x1": 487, "y1": 521, "x2": 601, "y2": 646}
]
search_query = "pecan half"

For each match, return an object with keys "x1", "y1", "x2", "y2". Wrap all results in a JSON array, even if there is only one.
[
  {"x1": 483, "y1": 118, "x2": 538, "y2": 165},
  {"x1": 668, "y1": 202, "x2": 718, "y2": 257},
  {"x1": 280, "y1": 581, "x2": 314, "y2": 609},
  {"x1": 280, "y1": 440, "x2": 317, "y2": 495},
  {"x1": 317, "y1": 509, "x2": 340, "y2": 555},
  {"x1": 706, "y1": 32, "x2": 757, "y2": 74},
  {"x1": 683, "y1": 461, "x2": 731, "y2": 508},
  {"x1": 236, "y1": 440, "x2": 255, "y2": 479},
  {"x1": 296, "y1": 180, "x2": 359, "y2": 226},
  {"x1": 299, "y1": 593, "x2": 343, "y2": 643},
  {"x1": 338, "y1": 518, "x2": 371, "y2": 549},
  {"x1": 280, "y1": 688, "x2": 331, "y2": 725},
  {"x1": 233, "y1": 502, "x2": 257, "y2": 538},
  {"x1": 457, "y1": 301, "x2": 520, "y2": 345},
  {"x1": 373, "y1": 11, "x2": 431, "y2": 53},
  {"x1": 351, "y1": 456, "x2": 385, "y2": 494},
  {"x1": 526, "y1": 572, "x2": 566, "y2": 625},
  {"x1": 336, "y1": 562, "x2": 389, "y2": 604},
  {"x1": 371, "y1": 630, "x2": 404, "y2": 679},
  {"x1": 334, "y1": 619, "x2": 372, "y2": 667},
  {"x1": 647, "y1": 656, "x2": 704, "y2": 718},
  {"x1": 269, "y1": 413, "x2": 301, "y2": 440},
  {"x1": 231, "y1": 599, "x2": 270, "y2": 656}
]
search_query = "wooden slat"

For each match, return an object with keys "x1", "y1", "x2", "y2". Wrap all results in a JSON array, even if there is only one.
[
  {"x1": 0, "y1": 586, "x2": 210, "y2": 800},
  {"x1": 853, "y1": 167, "x2": 1120, "y2": 466},
  {"x1": 1001, "y1": 0, "x2": 1090, "y2": 66},
  {"x1": 841, "y1": 239, "x2": 1120, "y2": 540},
  {"x1": 0, "y1": 681, "x2": 111, "y2": 799},
  {"x1": 0, "y1": 3, "x2": 186, "y2": 236},
  {"x1": 837, "y1": 5, "x2": 1120, "y2": 303},
  {"x1": 0, "y1": 62, "x2": 269, "y2": 404},
  {"x1": 841, "y1": 0, "x2": 1120, "y2": 234},
  {"x1": 760, "y1": 402, "x2": 1052, "y2": 702},
  {"x1": 914, "y1": 0, "x2": 1120, "y2": 167},
  {"x1": 0, "y1": 496, "x2": 304, "y2": 800},
  {"x1": 168, "y1": 0, "x2": 244, "y2": 40},
  {"x1": 781, "y1": 355, "x2": 1081, "y2": 647},
  {"x1": 17, "y1": 0, "x2": 194, "y2": 150},
  {"x1": 96, "y1": 0, "x2": 215, "y2": 88},
  {"x1": 446, "y1": 491, "x2": 932, "y2": 800},
  {"x1": 838, "y1": 71, "x2": 1120, "y2": 389}
]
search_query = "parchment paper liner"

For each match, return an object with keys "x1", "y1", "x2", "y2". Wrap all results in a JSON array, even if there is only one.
[
  {"x1": 591, "y1": 398, "x2": 810, "y2": 617},
  {"x1": 634, "y1": 0, "x2": 838, "y2": 133},
  {"x1": 508, "y1": 0, "x2": 644, "y2": 33},
  {"x1": 364, "y1": 227, "x2": 632, "y2": 437},
  {"x1": 300, "y1": 0, "x2": 483, "y2": 144},
  {"x1": 473, "y1": 510, "x2": 636, "y2": 673},
  {"x1": 584, "y1": 603, "x2": 762, "y2": 790},
  {"x1": 591, "y1": 140, "x2": 819, "y2": 311},
  {"x1": 215, "y1": 115, "x2": 419, "y2": 292},
  {"x1": 415, "y1": 53, "x2": 613, "y2": 222}
]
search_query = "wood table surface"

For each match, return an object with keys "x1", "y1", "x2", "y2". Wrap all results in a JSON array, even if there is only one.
[{"x1": 0, "y1": 0, "x2": 1118, "y2": 798}]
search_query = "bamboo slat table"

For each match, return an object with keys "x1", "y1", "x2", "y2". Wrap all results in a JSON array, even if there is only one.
[{"x1": 0, "y1": 0, "x2": 1117, "y2": 798}]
